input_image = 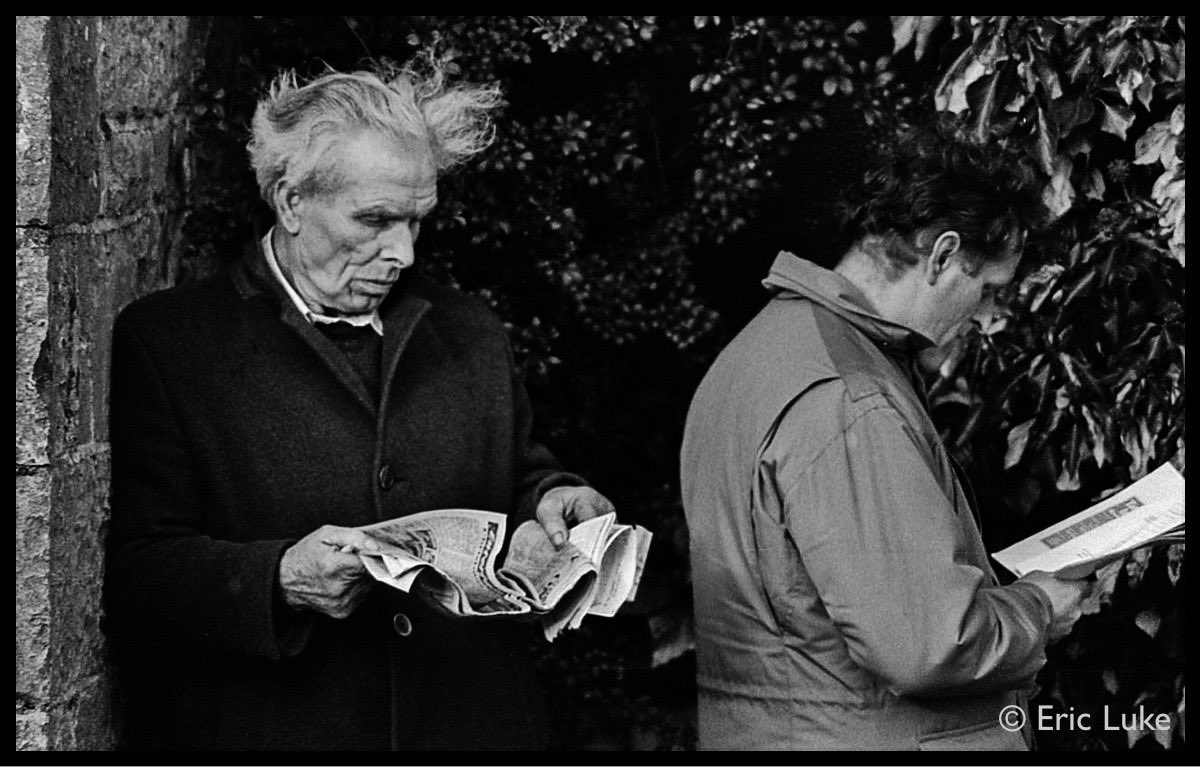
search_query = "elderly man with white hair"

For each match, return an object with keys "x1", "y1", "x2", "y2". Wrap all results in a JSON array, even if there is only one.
[{"x1": 105, "y1": 58, "x2": 613, "y2": 751}]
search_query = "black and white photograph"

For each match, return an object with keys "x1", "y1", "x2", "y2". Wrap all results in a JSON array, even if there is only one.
[{"x1": 15, "y1": 16, "x2": 1185, "y2": 753}]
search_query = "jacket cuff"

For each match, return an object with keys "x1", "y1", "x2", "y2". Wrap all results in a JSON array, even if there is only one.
[
  {"x1": 1006, "y1": 579, "x2": 1055, "y2": 636},
  {"x1": 271, "y1": 544, "x2": 315, "y2": 659},
  {"x1": 238, "y1": 539, "x2": 314, "y2": 660}
]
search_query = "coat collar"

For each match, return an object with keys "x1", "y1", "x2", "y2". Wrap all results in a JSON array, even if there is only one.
[
  {"x1": 761, "y1": 251, "x2": 935, "y2": 355},
  {"x1": 763, "y1": 250, "x2": 939, "y2": 412},
  {"x1": 232, "y1": 237, "x2": 431, "y2": 417}
]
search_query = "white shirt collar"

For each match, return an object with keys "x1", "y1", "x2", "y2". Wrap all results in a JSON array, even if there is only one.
[{"x1": 262, "y1": 228, "x2": 384, "y2": 337}]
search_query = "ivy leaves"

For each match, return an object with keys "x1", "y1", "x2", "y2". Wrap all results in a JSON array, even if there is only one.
[
  {"x1": 1138, "y1": 105, "x2": 1186, "y2": 265},
  {"x1": 892, "y1": 16, "x2": 1185, "y2": 264},
  {"x1": 894, "y1": 14, "x2": 1186, "y2": 503}
]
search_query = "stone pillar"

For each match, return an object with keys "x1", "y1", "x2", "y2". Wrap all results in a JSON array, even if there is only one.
[
  {"x1": 16, "y1": 14, "x2": 55, "y2": 752},
  {"x1": 15, "y1": 16, "x2": 210, "y2": 750}
]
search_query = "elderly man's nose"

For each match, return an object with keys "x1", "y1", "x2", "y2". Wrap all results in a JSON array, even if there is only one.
[{"x1": 380, "y1": 226, "x2": 415, "y2": 268}]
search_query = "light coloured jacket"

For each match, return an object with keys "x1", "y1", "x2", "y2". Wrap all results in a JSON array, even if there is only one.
[{"x1": 680, "y1": 252, "x2": 1054, "y2": 750}]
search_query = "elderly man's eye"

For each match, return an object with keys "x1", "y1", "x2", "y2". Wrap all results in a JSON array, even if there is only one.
[{"x1": 357, "y1": 215, "x2": 396, "y2": 230}]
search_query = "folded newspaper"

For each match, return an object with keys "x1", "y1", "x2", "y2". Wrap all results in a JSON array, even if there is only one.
[
  {"x1": 993, "y1": 462, "x2": 1184, "y2": 580},
  {"x1": 355, "y1": 510, "x2": 652, "y2": 641}
]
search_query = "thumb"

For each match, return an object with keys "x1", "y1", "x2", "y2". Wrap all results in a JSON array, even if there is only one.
[
  {"x1": 346, "y1": 529, "x2": 381, "y2": 553},
  {"x1": 536, "y1": 495, "x2": 570, "y2": 548},
  {"x1": 320, "y1": 526, "x2": 379, "y2": 553}
]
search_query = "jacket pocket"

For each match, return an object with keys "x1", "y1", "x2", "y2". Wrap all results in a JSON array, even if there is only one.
[{"x1": 917, "y1": 719, "x2": 1028, "y2": 751}]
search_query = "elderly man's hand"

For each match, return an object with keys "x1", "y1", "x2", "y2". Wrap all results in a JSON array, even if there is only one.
[
  {"x1": 536, "y1": 485, "x2": 617, "y2": 548},
  {"x1": 279, "y1": 525, "x2": 380, "y2": 619}
]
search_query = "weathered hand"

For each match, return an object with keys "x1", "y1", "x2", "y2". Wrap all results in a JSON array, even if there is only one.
[
  {"x1": 536, "y1": 485, "x2": 617, "y2": 548},
  {"x1": 278, "y1": 525, "x2": 380, "y2": 619}
]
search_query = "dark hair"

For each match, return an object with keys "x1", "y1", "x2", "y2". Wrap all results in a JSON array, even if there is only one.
[{"x1": 837, "y1": 119, "x2": 1044, "y2": 274}]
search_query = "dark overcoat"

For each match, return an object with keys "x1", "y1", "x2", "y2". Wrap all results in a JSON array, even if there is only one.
[{"x1": 105, "y1": 246, "x2": 582, "y2": 750}]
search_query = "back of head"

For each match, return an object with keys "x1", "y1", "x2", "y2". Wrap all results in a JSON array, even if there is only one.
[
  {"x1": 837, "y1": 119, "x2": 1044, "y2": 276},
  {"x1": 246, "y1": 54, "x2": 504, "y2": 202}
]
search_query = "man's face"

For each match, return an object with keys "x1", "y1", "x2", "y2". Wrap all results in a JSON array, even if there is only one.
[
  {"x1": 284, "y1": 130, "x2": 437, "y2": 315},
  {"x1": 920, "y1": 235, "x2": 1022, "y2": 346}
]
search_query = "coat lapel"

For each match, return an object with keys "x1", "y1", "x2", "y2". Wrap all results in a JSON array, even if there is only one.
[
  {"x1": 280, "y1": 310, "x2": 378, "y2": 416},
  {"x1": 232, "y1": 245, "x2": 383, "y2": 418},
  {"x1": 378, "y1": 283, "x2": 431, "y2": 415}
]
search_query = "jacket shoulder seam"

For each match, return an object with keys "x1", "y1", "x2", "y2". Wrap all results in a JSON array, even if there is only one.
[
  {"x1": 774, "y1": 399, "x2": 913, "y2": 502},
  {"x1": 811, "y1": 304, "x2": 899, "y2": 402}
]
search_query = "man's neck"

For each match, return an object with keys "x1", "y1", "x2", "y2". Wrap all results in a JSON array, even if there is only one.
[
  {"x1": 269, "y1": 228, "x2": 325, "y2": 316},
  {"x1": 265, "y1": 228, "x2": 384, "y2": 335},
  {"x1": 834, "y1": 244, "x2": 926, "y2": 336}
]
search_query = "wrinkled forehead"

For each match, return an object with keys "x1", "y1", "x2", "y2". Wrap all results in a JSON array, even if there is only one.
[
  {"x1": 317, "y1": 128, "x2": 438, "y2": 197},
  {"x1": 349, "y1": 128, "x2": 437, "y2": 176}
]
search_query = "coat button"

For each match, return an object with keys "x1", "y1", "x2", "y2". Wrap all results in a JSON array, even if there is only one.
[
  {"x1": 392, "y1": 612, "x2": 412, "y2": 637},
  {"x1": 378, "y1": 464, "x2": 396, "y2": 490}
]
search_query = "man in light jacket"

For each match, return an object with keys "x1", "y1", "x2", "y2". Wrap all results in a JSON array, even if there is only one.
[{"x1": 680, "y1": 124, "x2": 1090, "y2": 750}]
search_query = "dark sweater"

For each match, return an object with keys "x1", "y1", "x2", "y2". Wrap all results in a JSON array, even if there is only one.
[{"x1": 316, "y1": 321, "x2": 383, "y2": 402}]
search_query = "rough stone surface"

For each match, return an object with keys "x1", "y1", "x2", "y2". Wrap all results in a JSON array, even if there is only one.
[
  {"x1": 104, "y1": 210, "x2": 177, "y2": 311},
  {"x1": 16, "y1": 472, "x2": 52, "y2": 706},
  {"x1": 47, "y1": 17, "x2": 101, "y2": 228},
  {"x1": 16, "y1": 710, "x2": 50, "y2": 752},
  {"x1": 46, "y1": 674, "x2": 115, "y2": 751},
  {"x1": 16, "y1": 15, "x2": 211, "y2": 751},
  {"x1": 98, "y1": 119, "x2": 177, "y2": 218},
  {"x1": 47, "y1": 449, "x2": 114, "y2": 751},
  {"x1": 43, "y1": 213, "x2": 175, "y2": 455},
  {"x1": 97, "y1": 16, "x2": 199, "y2": 118},
  {"x1": 17, "y1": 17, "x2": 51, "y2": 224},
  {"x1": 16, "y1": 226, "x2": 51, "y2": 467},
  {"x1": 16, "y1": 26, "x2": 54, "y2": 753},
  {"x1": 44, "y1": 226, "x2": 97, "y2": 460}
]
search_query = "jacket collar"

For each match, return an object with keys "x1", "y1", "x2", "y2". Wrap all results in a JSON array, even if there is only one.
[{"x1": 762, "y1": 251, "x2": 935, "y2": 355}]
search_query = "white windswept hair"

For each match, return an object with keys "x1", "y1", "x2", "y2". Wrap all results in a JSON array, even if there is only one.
[{"x1": 247, "y1": 55, "x2": 503, "y2": 202}]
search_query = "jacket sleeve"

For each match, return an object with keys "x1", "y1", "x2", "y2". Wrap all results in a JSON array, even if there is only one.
[
  {"x1": 105, "y1": 313, "x2": 312, "y2": 661},
  {"x1": 776, "y1": 399, "x2": 1053, "y2": 698},
  {"x1": 505, "y1": 343, "x2": 587, "y2": 525}
]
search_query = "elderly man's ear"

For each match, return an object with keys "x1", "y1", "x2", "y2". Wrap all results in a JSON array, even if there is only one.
[
  {"x1": 923, "y1": 230, "x2": 963, "y2": 285},
  {"x1": 274, "y1": 180, "x2": 303, "y2": 235}
]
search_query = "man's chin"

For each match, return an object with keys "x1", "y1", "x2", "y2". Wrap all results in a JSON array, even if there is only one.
[
  {"x1": 328, "y1": 296, "x2": 385, "y2": 316},
  {"x1": 356, "y1": 299, "x2": 386, "y2": 313}
]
